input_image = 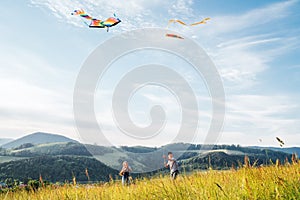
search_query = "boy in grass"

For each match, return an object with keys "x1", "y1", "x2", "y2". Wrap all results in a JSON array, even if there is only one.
[
  {"x1": 119, "y1": 161, "x2": 132, "y2": 185},
  {"x1": 164, "y1": 152, "x2": 179, "y2": 180}
]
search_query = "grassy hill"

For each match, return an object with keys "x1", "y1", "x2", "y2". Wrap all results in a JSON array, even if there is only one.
[
  {"x1": 1, "y1": 162, "x2": 299, "y2": 199},
  {"x1": 8, "y1": 142, "x2": 91, "y2": 157},
  {"x1": 251, "y1": 146, "x2": 300, "y2": 157},
  {"x1": 2, "y1": 132, "x2": 78, "y2": 149},
  {"x1": 180, "y1": 150, "x2": 289, "y2": 171}
]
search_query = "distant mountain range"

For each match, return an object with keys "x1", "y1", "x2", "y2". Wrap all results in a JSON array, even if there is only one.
[
  {"x1": 251, "y1": 146, "x2": 300, "y2": 157},
  {"x1": 1, "y1": 132, "x2": 78, "y2": 149},
  {"x1": 0, "y1": 132, "x2": 298, "y2": 183}
]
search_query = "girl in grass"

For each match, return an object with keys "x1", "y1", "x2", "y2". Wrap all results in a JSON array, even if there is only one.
[{"x1": 120, "y1": 161, "x2": 132, "y2": 185}]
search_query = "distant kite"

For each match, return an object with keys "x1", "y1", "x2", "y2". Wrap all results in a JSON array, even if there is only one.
[
  {"x1": 276, "y1": 137, "x2": 285, "y2": 147},
  {"x1": 165, "y1": 17, "x2": 210, "y2": 39},
  {"x1": 165, "y1": 33, "x2": 184, "y2": 39},
  {"x1": 168, "y1": 17, "x2": 211, "y2": 27},
  {"x1": 71, "y1": 9, "x2": 121, "y2": 32}
]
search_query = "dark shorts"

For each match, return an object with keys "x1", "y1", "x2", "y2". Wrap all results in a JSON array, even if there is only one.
[
  {"x1": 123, "y1": 172, "x2": 129, "y2": 179},
  {"x1": 171, "y1": 170, "x2": 179, "y2": 179},
  {"x1": 122, "y1": 172, "x2": 130, "y2": 185}
]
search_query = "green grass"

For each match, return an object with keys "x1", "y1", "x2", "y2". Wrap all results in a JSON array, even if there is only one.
[{"x1": 1, "y1": 163, "x2": 299, "y2": 200}]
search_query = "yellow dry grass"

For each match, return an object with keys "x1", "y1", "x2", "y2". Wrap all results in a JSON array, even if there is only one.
[{"x1": 1, "y1": 162, "x2": 299, "y2": 200}]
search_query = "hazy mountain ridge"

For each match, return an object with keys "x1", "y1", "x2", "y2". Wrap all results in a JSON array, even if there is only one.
[
  {"x1": 180, "y1": 149, "x2": 291, "y2": 170},
  {"x1": 9, "y1": 142, "x2": 92, "y2": 157},
  {"x1": 0, "y1": 138, "x2": 13, "y2": 146},
  {"x1": 251, "y1": 146, "x2": 300, "y2": 157},
  {"x1": 0, "y1": 132, "x2": 298, "y2": 183},
  {"x1": 1, "y1": 132, "x2": 78, "y2": 149}
]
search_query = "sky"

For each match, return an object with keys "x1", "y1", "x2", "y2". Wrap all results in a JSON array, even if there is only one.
[{"x1": 0, "y1": 0, "x2": 300, "y2": 147}]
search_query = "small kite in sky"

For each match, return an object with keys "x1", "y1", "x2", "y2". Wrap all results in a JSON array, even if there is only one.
[
  {"x1": 276, "y1": 137, "x2": 285, "y2": 147},
  {"x1": 168, "y1": 17, "x2": 211, "y2": 27},
  {"x1": 165, "y1": 17, "x2": 210, "y2": 40},
  {"x1": 165, "y1": 33, "x2": 184, "y2": 39},
  {"x1": 71, "y1": 9, "x2": 121, "y2": 32}
]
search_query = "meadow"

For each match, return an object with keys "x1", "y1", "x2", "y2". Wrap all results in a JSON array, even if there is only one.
[{"x1": 1, "y1": 162, "x2": 299, "y2": 200}]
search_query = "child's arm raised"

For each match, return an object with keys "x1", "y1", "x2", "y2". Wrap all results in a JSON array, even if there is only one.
[{"x1": 163, "y1": 155, "x2": 169, "y2": 168}]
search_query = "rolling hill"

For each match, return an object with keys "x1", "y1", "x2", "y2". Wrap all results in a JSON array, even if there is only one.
[
  {"x1": 1, "y1": 132, "x2": 78, "y2": 149},
  {"x1": 180, "y1": 149, "x2": 291, "y2": 170},
  {"x1": 0, "y1": 132, "x2": 297, "y2": 183},
  {"x1": 0, "y1": 140, "x2": 295, "y2": 174},
  {"x1": 0, "y1": 155, "x2": 118, "y2": 183},
  {"x1": 251, "y1": 146, "x2": 300, "y2": 157}
]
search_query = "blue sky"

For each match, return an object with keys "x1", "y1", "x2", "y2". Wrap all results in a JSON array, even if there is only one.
[{"x1": 0, "y1": 0, "x2": 299, "y2": 147}]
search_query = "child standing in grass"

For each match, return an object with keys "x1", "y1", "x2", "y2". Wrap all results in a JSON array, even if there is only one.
[
  {"x1": 120, "y1": 161, "x2": 132, "y2": 185},
  {"x1": 164, "y1": 152, "x2": 179, "y2": 180}
]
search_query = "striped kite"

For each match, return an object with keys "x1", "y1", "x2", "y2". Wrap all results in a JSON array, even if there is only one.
[
  {"x1": 71, "y1": 9, "x2": 121, "y2": 32},
  {"x1": 165, "y1": 33, "x2": 184, "y2": 39},
  {"x1": 168, "y1": 17, "x2": 211, "y2": 27},
  {"x1": 165, "y1": 17, "x2": 210, "y2": 40}
]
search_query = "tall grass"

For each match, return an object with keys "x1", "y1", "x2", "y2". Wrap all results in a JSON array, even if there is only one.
[{"x1": 1, "y1": 162, "x2": 299, "y2": 200}]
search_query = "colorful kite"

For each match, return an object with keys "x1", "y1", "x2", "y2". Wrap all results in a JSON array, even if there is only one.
[
  {"x1": 165, "y1": 17, "x2": 210, "y2": 39},
  {"x1": 71, "y1": 9, "x2": 121, "y2": 32},
  {"x1": 165, "y1": 33, "x2": 184, "y2": 39},
  {"x1": 276, "y1": 137, "x2": 285, "y2": 147},
  {"x1": 168, "y1": 17, "x2": 211, "y2": 27}
]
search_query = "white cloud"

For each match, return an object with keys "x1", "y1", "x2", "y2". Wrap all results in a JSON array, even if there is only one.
[
  {"x1": 194, "y1": 0, "x2": 299, "y2": 90},
  {"x1": 0, "y1": 78, "x2": 78, "y2": 140},
  {"x1": 184, "y1": 0, "x2": 300, "y2": 146},
  {"x1": 217, "y1": 37, "x2": 281, "y2": 49},
  {"x1": 29, "y1": 0, "x2": 198, "y2": 32},
  {"x1": 219, "y1": 94, "x2": 300, "y2": 146},
  {"x1": 0, "y1": 45, "x2": 78, "y2": 139},
  {"x1": 203, "y1": 0, "x2": 297, "y2": 35},
  {"x1": 168, "y1": 0, "x2": 194, "y2": 17}
]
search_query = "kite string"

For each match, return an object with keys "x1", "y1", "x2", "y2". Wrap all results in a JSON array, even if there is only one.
[{"x1": 83, "y1": 20, "x2": 90, "y2": 27}]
